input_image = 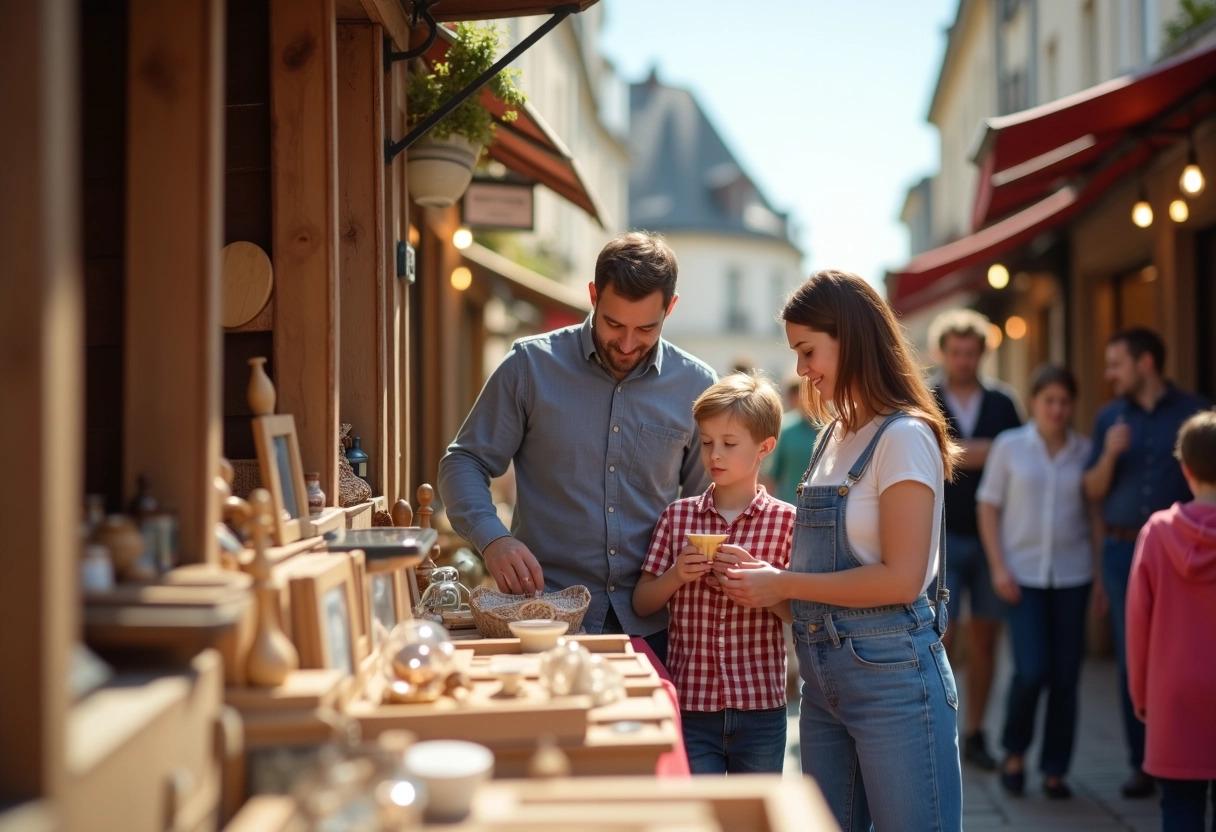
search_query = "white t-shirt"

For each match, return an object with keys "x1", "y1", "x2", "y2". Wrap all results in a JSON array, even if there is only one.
[{"x1": 807, "y1": 415, "x2": 945, "y2": 595}]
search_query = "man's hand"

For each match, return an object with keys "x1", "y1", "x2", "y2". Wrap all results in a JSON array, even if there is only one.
[
  {"x1": 1103, "y1": 420, "x2": 1132, "y2": 458},
  {"x1": 482, "y1": 537, "x2": 545, "y2": 595}
]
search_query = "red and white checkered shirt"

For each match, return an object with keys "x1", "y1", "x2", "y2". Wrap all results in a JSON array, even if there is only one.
[{"x1": 642, "y1": 484, "x2": 795, "y2": 712}]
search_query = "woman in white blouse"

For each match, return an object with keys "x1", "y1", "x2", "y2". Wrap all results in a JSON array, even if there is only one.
[{"x1": 977, "y1": 364, "x2": 1106, "y2": 799}]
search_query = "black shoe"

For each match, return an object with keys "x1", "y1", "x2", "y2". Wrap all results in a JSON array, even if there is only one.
[
  {"x1": 963, "y1": 731, "x2": 997, "y2": 770},
  {"x1": 1000, "y1": 766, "x2": 1025, "y2": 796},
  {"x1": 1121, "y1": 770, "x2": 1155, "y2": 798},
  {"x1": 1043, "y1": 778, "x2": 1072, "y2": 799}
]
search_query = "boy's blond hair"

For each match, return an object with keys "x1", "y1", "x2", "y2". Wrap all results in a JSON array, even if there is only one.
[
  {"x1": 928, "y1": 307, "x2": 990, "y2": 353},
  {"x1": 1175, "y1": 410, "x2": 1216, "y2": 484},
  {"x1": 692, "y1": 372, "x2": 782, "y2": 443}
]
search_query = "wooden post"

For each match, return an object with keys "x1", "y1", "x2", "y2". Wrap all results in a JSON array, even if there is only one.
[
  {"x1": 336, "y1": 23, "x2": 388, "y2": 499},
  {"x1": 270, "y1": 0, "x2": 340, "y2": 505},
  {"x1": 124, "y1": 0, "x2": 225, "y2": 565},
  {"x1": 0, "y1": 0, "x2": 79, "y2": 801},
  {"x1": 389, "y1": 57, "x2": 410, "y2": 502}
]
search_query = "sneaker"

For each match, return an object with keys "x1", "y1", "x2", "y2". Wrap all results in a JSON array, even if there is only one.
[
  {"x1": 963, "y1": 731, "x2": 997, "y2": 770},
  {"x1": 1120, "y1": 770, "x2": 1155, "y2": 798}
]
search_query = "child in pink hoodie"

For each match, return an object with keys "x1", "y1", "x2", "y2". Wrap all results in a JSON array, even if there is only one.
[{"x1": 1127, "y1": 410, "x2": 1216, "y2": 830}]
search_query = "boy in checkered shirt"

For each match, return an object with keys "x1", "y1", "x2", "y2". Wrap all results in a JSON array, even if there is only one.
[{"x1": 634, "y1": 372, "x2": 796, "y2": 774}]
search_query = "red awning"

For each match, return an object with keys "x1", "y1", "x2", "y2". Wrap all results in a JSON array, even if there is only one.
[
  {"x1": 971, "y1": 41, "x2": 1216, "y2": 228},
  {"x1": 419, "y1": 25, "x2": 606, "y2": 226},
  {"x1": 888, "y1": 141, "x2": 1154, "y2": 314}
]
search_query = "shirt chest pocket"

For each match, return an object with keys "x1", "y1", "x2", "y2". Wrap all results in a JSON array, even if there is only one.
[{"x1": 628, "y1": 422, "x2": 689, "y2": 496}]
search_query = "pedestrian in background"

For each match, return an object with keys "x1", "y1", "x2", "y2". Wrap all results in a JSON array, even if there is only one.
[
  {"x1": 976, "y1": 365, "x2": 1105, "y2": 799},
  {"x1": 929, "y1": 308, "x2": 1023, "y2": 771},
  {"x1": 721, "y1": 270, "x2": 962, "y2": 832},
  {"x1": 1083, "y1": 327, "x2": 1211, "y2": 798},
  {"x1": 1127, "y1": 410, "x2": 1216, "y2": 831}
]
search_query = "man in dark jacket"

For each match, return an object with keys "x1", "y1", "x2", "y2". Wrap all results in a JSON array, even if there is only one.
[{"x1": 930, "y1": 309, "x2": 1022, "y2": 771}]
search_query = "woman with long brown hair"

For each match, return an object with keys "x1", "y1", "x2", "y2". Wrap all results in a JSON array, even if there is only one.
[{"x1": 717, "y1": 270, "x2": 962, "y2": 831}]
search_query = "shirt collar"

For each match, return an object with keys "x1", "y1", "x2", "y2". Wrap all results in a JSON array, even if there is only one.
[
  {"x1": 578, "y1": 314, "x2": 666, "y2": 377},
  {"x1": 695, "y1": 483, "x2": 772, "y2": 520}
]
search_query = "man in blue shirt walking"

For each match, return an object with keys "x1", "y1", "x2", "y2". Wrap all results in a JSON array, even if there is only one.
[
  {"x1": 1083, "y1": 327, "x2": 1211, "y2": 798},
  {"x1": 438, "y1": 232, "x2": 717, "y2": 665}
]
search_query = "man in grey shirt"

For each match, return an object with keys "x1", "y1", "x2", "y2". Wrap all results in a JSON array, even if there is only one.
[{"x1": 438, "y1": 232, "x2": 717, "y2": 663}]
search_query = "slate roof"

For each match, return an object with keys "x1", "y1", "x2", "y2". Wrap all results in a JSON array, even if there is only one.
[{"x1": 628, "y1": 74, "x2": 799, "y2": 247}]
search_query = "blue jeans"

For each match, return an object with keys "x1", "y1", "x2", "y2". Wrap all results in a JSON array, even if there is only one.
[
  {"x1": 1103, "y1": 537, "x2": 1145, "y2": 770},
  {"x1": 795, "y1": 605, "x2": 962, "y2": 832},
  {"x1": 1001, "y1": 583, "x2": 1091, "y2": 777},
  {"x1": 1159, "y1": 778, "x2": 1216, "y2": 832},
  {"x1": 680, "y1": 706, "x2": 787, "y2": 774},
  {"x1": 944, "y1": 532, "x2": 1007, "y2": 621}
]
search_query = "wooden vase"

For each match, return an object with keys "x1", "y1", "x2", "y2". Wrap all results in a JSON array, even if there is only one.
[{"x1": 246, "y1": 356, "x2": 275, "y2": 416}]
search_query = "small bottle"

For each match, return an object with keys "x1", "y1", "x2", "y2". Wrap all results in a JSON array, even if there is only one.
[
  {"x1": 80, "y1": 543, "x2": 115, "y2": 592},
  {"x1": 305, "y1": 473, "x2": 325, "y2": 516},
  {"x1": 346, "y1": 436, "x2": 369, "y2": 479}
]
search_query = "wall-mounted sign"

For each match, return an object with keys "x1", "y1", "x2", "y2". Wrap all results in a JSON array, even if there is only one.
[{"x1": 461, "y1": 180, "x2": 535, "y2": 230}]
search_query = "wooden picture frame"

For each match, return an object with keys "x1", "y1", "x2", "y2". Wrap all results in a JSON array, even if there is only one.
[
  {"x1": 367, "y1": 570, "x2": 405, "y2": 647},
  {"x1": 283, "y1": 553, "x2": 364, "y2": 674},
  {"x1": 252, "y1": 413, "x2": 310, "y2": 545}
]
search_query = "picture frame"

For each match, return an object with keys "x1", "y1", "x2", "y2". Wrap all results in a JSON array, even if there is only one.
[
  {"x1": 282, "y1": 553, "x2": 365, "y2": 675},
  {"x1": 251, "y1": 414, "x2": 310, "y2": 546},
  {"x1": 367, "y1": 571, "x2": 407, "y2": 647}
]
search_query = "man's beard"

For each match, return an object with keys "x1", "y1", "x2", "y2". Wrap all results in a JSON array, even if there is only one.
[{"x1": 592, "y1": 317, "x2": 654, "y2": 377}]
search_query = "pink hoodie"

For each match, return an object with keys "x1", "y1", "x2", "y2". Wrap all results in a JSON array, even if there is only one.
[{"x1": 1126, "y1": 501, "x2": 1216, "y2": 779}]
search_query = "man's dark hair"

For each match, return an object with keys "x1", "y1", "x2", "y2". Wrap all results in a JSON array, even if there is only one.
[
  {"x1": 1175, "y1": 410, "x2": 1216, "y2": 484},
  {"x1": 1109, "y1": 327, "x2": 1166, "y2": 373},
  {"x1": 594, "y1": 231, "x2": 678, "y2": 308}
]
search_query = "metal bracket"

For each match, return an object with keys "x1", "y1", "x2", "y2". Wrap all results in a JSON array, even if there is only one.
[
  {"x1": 383, "y1": 0, "x2": 441, "y2": 70},
  {"x1": 384, "y1": 4, "x2": 579, "y2": 165}
]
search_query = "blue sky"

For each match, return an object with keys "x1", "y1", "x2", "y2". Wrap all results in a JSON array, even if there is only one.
[{"x1": 599, "y1": 0, "x2": 959, "y2": 290}]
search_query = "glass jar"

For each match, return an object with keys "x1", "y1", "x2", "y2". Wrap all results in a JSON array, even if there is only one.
[{"x1": 305, "y1": 472, "x2": 325, "y2": 516}]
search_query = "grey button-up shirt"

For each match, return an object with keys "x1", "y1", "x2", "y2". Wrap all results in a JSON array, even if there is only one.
[{"x1": 437, "y1": 316, "x2": 716, "y2": 636}]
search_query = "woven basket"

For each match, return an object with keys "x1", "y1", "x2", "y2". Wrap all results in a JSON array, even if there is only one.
[
  {"x1": 230, "y1": 459, "x2": 262, "y2": 499},
  {"x1": 469, "y1": 585, "x2": 591, "y2": 639}
]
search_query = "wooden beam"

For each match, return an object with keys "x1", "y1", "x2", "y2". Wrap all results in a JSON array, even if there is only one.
[
  {"x1": 337, "y1": 23, "x2": 388, "y2": 498},
  {"x1": 270, "y1": 0, "x2": 340, "y2": 504},
  {"x1": 124, "y1": 0, "x2": 225, "y2": 566},
  {"x1": 389, "y1": 58, "x2": 409, "y2": 500},
  {"x1": 0, "y1": 0, "x2": 79, "y2": 801}
]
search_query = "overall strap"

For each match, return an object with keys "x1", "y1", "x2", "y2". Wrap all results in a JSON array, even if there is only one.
[
  {"x1": 844, "y1": 411, "x2": 910, "y2": 484},
  {"x1": 933, "y1": 503, "x2": 950, "y2": 636}
]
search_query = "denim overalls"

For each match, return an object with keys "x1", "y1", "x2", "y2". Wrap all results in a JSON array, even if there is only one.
[{"x1": 792, "y1": 413, "x2": 962, "y2": 832}]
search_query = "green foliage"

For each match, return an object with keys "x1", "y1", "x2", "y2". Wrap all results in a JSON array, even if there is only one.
[
  {"x1": 407, "y1": 22, "x2": 526, "y2": 147},
  {"x1": 1165, "y1": 0, "x2": 1216, "y2": 46}
]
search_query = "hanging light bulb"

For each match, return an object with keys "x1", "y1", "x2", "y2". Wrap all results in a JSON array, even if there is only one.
[
  {"x1": 452, "y1": 227, "x2": 474, "y2": 249},
  {"x1": 1169, "y1": 198, "x2": 1190, "y2": 223},
  {"x1": 1132, "y1": 187, "x2": 1153, "y2": 228},
  {"x1": 987, "y1": 263, "x2": 1010, "y2": 289},
  {"x1": 1005, "y1": 315, "x2": 1028, "y2": 340},
  {"x1": 450, "y1": 266, "x2": 472, "y2": 291},
  {"x1": 1180, "y1": 143, "x2": 1205, "y2": 197}
]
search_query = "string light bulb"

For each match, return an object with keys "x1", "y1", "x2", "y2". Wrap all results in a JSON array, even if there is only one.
[
  {"x1": 1180, "y1": 143, "x2": 1205, "y2": 197},
  {"x1": 452, "y1": 227, "x2": 473, "y2": 249},
  {"x1": 1005, "y1": 315, "x2": 1028, "y2": 340},
  {"x1": 987, "y1": 263, "x2": 1010, "y2": 289},
  {"x1": 1132, "y1": 187, "x2": 1153, "y2": 228},
  {"x1": 450, "y1": 266, "x2": 472, "y2": 291},
  {"x1": 1169, "y1": 198, "x2": 1189, "y2": 223}
]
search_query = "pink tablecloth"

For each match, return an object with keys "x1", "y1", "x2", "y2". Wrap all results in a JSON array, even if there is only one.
[{"x1": 629, "y1": 637, "x2": 690, "y2": 778}]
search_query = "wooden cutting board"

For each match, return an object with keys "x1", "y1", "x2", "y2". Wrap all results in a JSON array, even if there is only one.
[{"x1": 221, "y1": 241, "x2": 273, "y2": 328}]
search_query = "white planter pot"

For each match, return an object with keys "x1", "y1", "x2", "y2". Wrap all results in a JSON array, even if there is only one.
[{"x1": 407, "y1": 134, "x2": 483, "y2": 209}]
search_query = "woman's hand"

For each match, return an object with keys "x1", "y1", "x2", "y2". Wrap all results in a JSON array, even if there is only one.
[
  {"x1": 989, "y1": 565, "x2": 1021, "y2": 605},
  {"x1": 719, "y1": 560, "x2": 788, "y2": 608}
]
